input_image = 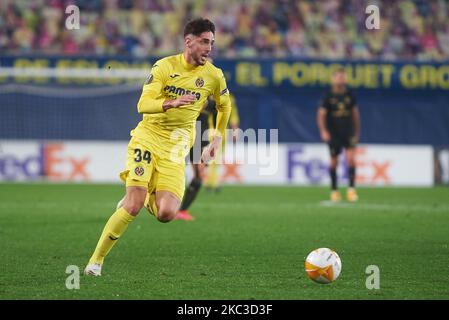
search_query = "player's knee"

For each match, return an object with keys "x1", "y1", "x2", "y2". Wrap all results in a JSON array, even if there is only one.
[
  {"x1": 347, "y1": 156, "x2": 356, "y2": 167},
  {"x1": 122, "y1": 187, "x2": 147, "y2": 216},
  {"x1": 157, "y1": 207, "x2": 177, "y2": 223},
  {"x1": 123, "y1": 198, "x2": 145, "y2": 216}
]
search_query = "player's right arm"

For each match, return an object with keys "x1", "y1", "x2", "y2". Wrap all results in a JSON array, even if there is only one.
[
  {"x1": 137, "y1": 61, "x2": 195, "y2": 114},
  {"x1": 317, "y1": 94, "x2": 330, "y2": 142},
  {"x1": 162, "y1": 95, "x2": 196, "y2": 111}
]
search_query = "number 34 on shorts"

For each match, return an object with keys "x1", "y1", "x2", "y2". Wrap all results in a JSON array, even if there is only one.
[
  {"x1": 133, "y1": 148, "x2": 151, "y2": 177},
  {"x1": 120, "y1": 140, "x2": 154, "y2": 183}
]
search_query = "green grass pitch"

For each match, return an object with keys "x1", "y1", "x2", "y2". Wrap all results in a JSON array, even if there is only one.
[{"x1": 0, "y1": 184, "x2": 448, "y2": 299}]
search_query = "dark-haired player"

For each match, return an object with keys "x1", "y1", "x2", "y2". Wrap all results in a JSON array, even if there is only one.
[
  {"x1": 317, "y1": 69, "x2": 360, "y2": 202},
  {"x1": 84, "y1": 18, "x2": 231, "y2": 276}
]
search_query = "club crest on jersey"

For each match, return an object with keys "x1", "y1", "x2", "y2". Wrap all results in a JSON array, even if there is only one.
[
  {"x1": 195, "y1": 77, "x2": 204, "y2": 88},
  {"x1": 134, "y1": 166, "x2": 145, "y2": 176}
]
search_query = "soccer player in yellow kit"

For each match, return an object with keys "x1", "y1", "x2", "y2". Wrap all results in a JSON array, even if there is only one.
[{"x1": 84, "y1": 18, "x2": 231, "y2": 276}]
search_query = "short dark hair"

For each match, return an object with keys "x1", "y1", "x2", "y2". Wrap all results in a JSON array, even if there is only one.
[{"x1": 183, "y1": 18, "x2": 215, "y2": 38}]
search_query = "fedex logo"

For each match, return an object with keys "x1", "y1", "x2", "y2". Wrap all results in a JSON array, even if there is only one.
[
  {"x1": 354, "y1": 147, "x2": 391, "y2": 185},
  {"x1": 44, "y1": 144, "x2": 90, "y2": 180},
  {"x1": 0, "y1": 149, "x2": 43, "y2": 180},
  {"x1": 0, "y1": 143, "x2": 90, "y2": 181},
  {"x1": 287, "y1": 145, "x2": 391, "y2": 185},
  {"x1": 287, "y1": 145, "x2": 341, "y2": 184}
]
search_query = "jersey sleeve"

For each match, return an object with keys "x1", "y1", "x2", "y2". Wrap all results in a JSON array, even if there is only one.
[
  {"x1": 212, "y1": 68, "x2": 232, "y2": 138},
  {"x1": 137, "y1": 60, "x2": 169, "y2": 114}
]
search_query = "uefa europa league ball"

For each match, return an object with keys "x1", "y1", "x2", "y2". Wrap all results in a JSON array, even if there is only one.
[{"x1": 305, "y1": 248, "x2": 342, "y2": 284}]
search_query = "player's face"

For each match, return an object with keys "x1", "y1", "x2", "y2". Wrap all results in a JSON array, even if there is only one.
[
  {"x1": 332, "y1": 71, "x2": 346, "y2": 87},
  {"x1": 186, "y1": 31, "x2": 215, "y2": 66}
]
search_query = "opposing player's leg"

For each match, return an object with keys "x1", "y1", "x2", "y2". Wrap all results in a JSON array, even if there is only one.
[
  {"x1": 328, "y1": 139, "x2": 341, "y2": 202},
  {"x1": 85, "y1": 186, "x2": 147, "y2": 276},
  {"x1": 176, "y1": 143, "x2": 205, "y2": 220},
  {"x1": 345, "y1": 146, "x2": 358, "y2": 202},
  {"x1": 179, "y1": 165, "x2": 203, "y2": 213},
  {"x1": 177, "y1": 163, "x2": 204, "y2": 221}
]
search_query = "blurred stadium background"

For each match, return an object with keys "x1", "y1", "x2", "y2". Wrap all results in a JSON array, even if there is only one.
[{"x1": 1, "y1": 0, "x2": 449, "y2": 299}]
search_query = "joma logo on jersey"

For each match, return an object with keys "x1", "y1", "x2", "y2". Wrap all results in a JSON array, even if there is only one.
[{"x1": 164, "y1": 85, "x2": 201, "y2": 100}]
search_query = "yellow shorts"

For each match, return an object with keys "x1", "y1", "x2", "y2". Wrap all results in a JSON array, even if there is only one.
[{"x1": 119, "y1": 137, "x2": 186, "y2": 200}]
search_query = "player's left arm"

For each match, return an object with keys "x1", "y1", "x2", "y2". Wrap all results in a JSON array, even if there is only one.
[
  {"x1": 201, "y1": 69, "x2": 231, "y2": 163},
  {"x1": 213, "y1": 69, "x2": 232, "y2": 139}
]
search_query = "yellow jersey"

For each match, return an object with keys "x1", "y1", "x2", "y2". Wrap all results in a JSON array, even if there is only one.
[{"x1": 132, "y1": 53, "x2": 231, "y2": 160}]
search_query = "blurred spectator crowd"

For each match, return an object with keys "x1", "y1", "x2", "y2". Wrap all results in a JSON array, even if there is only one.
[{"x1": 1, "y1": 0, "x2": 449, "y2": 61}]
